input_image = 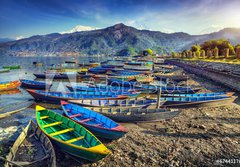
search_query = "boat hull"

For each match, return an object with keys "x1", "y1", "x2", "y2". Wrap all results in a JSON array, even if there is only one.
[
  {"x1": 162, "y1": 96, "x2": 237, "y2": 108},
  {"x1": 27, "y1": 90, "x2": 129, "y2": 104},
  {"x1": 96, "y1": 110, "x2": 181, "y2": 122}
]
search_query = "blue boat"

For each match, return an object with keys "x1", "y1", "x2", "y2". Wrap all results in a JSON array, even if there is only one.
[
  {"x1": 20, "y1": 79, "x2": 52, "y2": 89},
  {"x1": 66, "y1": 85, "x2": 140, "y2": 97},
  {"x1": 27, "y1": 89, "x2": 130, "y2": 104},
  {"x1": 69, "y1": 98, "x2": 159, "y2": 108},
  {"x1": 161, "y1": 92, "x2": 234, "y2": 97},
  {"x1": 34, "y1": 73, "x2": 79, "y2": 79},
  {"x1": 109, "y1": 71, "x2": 144, "y2": 76},
  {"x1": 61, "y1": 101, "x2": 128, "y2": 140},
  {"x1": 88, "y1": 66, "x2": 113, "y2": 74},
  {"x1": 107, "y1": 78, "x2": 137, "y2": 87},
  {"x1": 137, "y1": 85, "x2": 200, "y2": 94},
  {"x1": 155, "y1": 95, "x2": 237, "y2": 108}
]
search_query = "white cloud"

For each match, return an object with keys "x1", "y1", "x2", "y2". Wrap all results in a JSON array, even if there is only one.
[
  {"x1": 60, "y1": 25, "x2": 97, "y2": 34},
  {"x1": 16, "y1": 36, "x2": 24, "y2": 40}
]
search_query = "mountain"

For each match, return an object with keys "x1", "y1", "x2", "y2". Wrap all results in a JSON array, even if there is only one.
[
  {"x1": 0, "y1": 24, "x2": 240, "y2": 56},
  {"x1": 0, "y1": 38, "x2": 13, "y2": 43}
]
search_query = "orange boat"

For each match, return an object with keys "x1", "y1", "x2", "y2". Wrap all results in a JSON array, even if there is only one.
[
  {"x1": 0, "y1": 81, "x2": 21, "y2": 92},
  {"x1": 0, "y1": 88, "x2": 21, "y2": 95}
]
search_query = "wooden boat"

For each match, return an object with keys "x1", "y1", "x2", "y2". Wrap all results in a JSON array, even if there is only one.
[
  {"x1": 161, "y1": 92, "x2": 235, "y2": 97},
  {"x1": 0, "y1": 80, "x2": 21, "y2": 92},
  {"x1": 0, "y1": 68, "x2": 10, "y2": 73},
  {"x1": 66, "y1": 85, "x2": 140, "y2": 96},
  {"x1": 136, "y1": 85, "x2": 201, "y2": 94},
  {"x1": 86, "y1": 107, "x2": 181, "y2": 122},
  {"x1": 148, "y1": 96, "x2": 237, "y2": 108},
  {"x1": 156, "y1": 74, "x2": 188, "y2": 82},
  {"x1": 66, "y1": 86, "x2": 140, "y2": 97},
  {"x1": 109, "y1": 71, "x2": 143, "y2": 76},
  {"x1": 0, "y1": 100, "x2": 33, "y2": 120},
  {"x1": 67, "y1": 84, "x2": 137, "y2": 92},
  {"x1": 68, "y1": 98, "x2": 162, "y2": 108},
  {"x1": 124, "y1": 65, "x2": 152, "y2": 71},
  {"x1": 125, "y1": 61, "x2": 153, "y2": 66},
  {"x1": 135, "y1": 76, "x2": 154, "y2": 83},
  {"x1": 107, "y1": 78, "x2": 137, "y2": 87},
  {"x1": 88, "y1": 67, "x2": 113, "y2": 74},
  {"x1": 89, "y1": 62, "x2": 100, "y2": 67},
  {"x1": 61, "y1": 101, "x2": 127, "y2": 140},
  {"x1": 27, "y1": 89, "x2": 129, "y2": 104},
  {"x1": 5, "y1": 120, "x2": 56, "y2": 167},
  {"x1": 3, "y1": 65, "x2": 21, "y2": 70},
  {"x1": 20, "y1": 79, "x2": 52, "y2": 89},
  {"x1": 36, "y1": 105, "x2": 111, "y2": 161},
  {"x1": 34, "y1": 73, "x2": 80, "y2": 79},
  {"x1": 111, "y1": 68, "x2": 125, "y2": 72},
  {"x1": 0, "y1": 89, "x2": 21, "y2": 95}
]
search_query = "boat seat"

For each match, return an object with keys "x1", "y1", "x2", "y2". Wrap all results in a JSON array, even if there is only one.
[
  {"x1": 70, "y1": 113, "x2": 82, "y2": 118},
  {"x1": 43, "y1": 121, "x2": 62, "y2": 128},
  {"x1": 65, "y1": 109, "x2": 70, "y2": 112},
  {"x1": 40, "y1": 116, "x2": 49, "y2": 120},
  {"x1": 79, "y1": 118, "x2": 93, "y2": 123},
  {"x1": 65, "y1": 136, "x2": 85, "y2": 143},
  {"x1": 50, "y1": 128, "x2": 74, "y2": 136}
]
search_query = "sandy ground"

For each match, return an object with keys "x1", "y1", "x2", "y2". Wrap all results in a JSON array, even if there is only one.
[{"x1": 1, "y1": 75, "x2": 240, "y2": 167}]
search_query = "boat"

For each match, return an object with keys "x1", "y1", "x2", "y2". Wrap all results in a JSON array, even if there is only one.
[
  {"x1": 34, "y1": 73, "x2": 80, "y2": 79},
  {"x1": 20, "y1": 79, "x2": 52, "y2": 89},
  {"x1": 148, "y1": 96, "x2": 237, "y2": 108},
  {"x1": 136, "y1": 85, "x2": 201, "y2": 94},
  {"x1": 68, "y1": 98, "x2": 162, "y2": 108},
  {"x1": 0, "y1": 89, "x2": 21, "y2": 95},
  {"x1": 86, "y1": 107, "x2": 181, "y2": 122},
  {"x1": 124, "y1": 65, "x2": 152, "y2": 71},
  {"x1": 36, "y1": 105, "x2": 111, "y2": 161},
  {"x1": 0, "y1": 100, "x2": 33, "y2": 120},
  {"x1": 61, "y1": 101, "x2": 127, "y2": 140},
  {"x1": 107, "y1": 78, "x2": 137, "y2": 87},
  {"x1": 155, "y1": 74, "x2": 188, "y2": 82},
  {"x1": 27, "y1": 89, "x2": 129, "y2": 104},
  {"x1": 125, "y1": 61, "x2": 153, "y2": 66},
  {"x1": 3, "y1": 65, "x2": 21, "y2": 70},
  {"x1": 0, "y1": 80, "x2": 21, "y2": 92},
  {"x1": 89, "y1": 62, "x2": 101, "y2": 67},
  {"x1": 65, "y1": 86, "x2": 140, "y2": 97},
  {"x1": 5, "y1": 120, "x2": 56, "y2": 167},
  {"x1": 135, "y1": 76, "x2": 154, "y2": 83},
  {"x1": 109, "y1": 71, "x2": 143, "y2": 76},
  {"x1": 88, "y1": 66, "x2": 113, "y2": 74},
  {"x1": 66, "y1": 84, "x2": 140, "y2": 92},
  {"x1": 160, "y1": 92, "x2": 235, "y2": 97},
  {"x1": 0, "y1": 68, "x2": 10, "y2": 73}
]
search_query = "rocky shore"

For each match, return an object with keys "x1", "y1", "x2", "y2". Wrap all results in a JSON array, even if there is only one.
[{"x1": 55, "y1": 76, "x2": 240, "y2": 167}]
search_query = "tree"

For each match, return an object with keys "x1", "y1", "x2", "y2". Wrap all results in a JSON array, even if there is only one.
[
  {"x1": 142, "y1": 48, "x2": 153, "y2": 56},
  {"x1": 191, "y1": 45, "x2": 201, "y2": 52}
]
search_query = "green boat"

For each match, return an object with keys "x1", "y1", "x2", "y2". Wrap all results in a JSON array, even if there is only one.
[
  {"x1": 0, "y1": 68, "x2": 10, "y2": 73},
  {"x1": 3, "y1": 65, "x2": 21, "y2": 70},
  {"x1": 36, "y1": 105, "x2": 111, "y2": 161}
]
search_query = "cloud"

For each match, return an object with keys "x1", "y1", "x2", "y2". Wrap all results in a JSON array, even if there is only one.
[
  {"x1": 16, "y1": 36, "x2": 24, "y2": 40},
  {"x1": 60, "y1": 25, "x2": 97, "y2": 34}
]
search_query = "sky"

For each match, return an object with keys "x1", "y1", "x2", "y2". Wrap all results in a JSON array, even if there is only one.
[{"x1": 0, "y1": 0, "x2": 240, "y2": 39}]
